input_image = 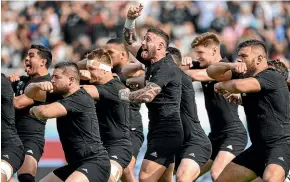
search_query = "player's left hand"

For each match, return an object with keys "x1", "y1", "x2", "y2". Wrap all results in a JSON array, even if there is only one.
[
  {"x1": 79, "y1": 70, "x2": 91, "y2": 80},
  {"x1": 223, "y1": 92, "x2": 242, "y2": 105},
  {"x1": 214, "y1": 83, "x2": 227, "y2": 95}
]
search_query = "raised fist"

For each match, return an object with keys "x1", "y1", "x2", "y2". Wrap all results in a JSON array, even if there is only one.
[
  {"x1": 36, "y1": 81, "x2": 53, "y2": 93},
  {"x1": 7, "y1": 74, "x2": 20, "y2": 82},
  {"x1": 230, "y1": 61, "x2": 247, "y2": 74},
  {"x1": 181, "y1": 57, "x2": 193, "y2": 67},
  {"x1": 127, "y1": 3, "x2": 143, "y2": 20}
]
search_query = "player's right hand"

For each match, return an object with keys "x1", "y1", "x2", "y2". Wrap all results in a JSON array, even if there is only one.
[
  {"x1": 223, "y1": 92, "x2": 242, "y2": 105},
  {"x1": 230, "y1": 61, "x2": 247, "y2": 74},
  {"x1": 80, "y1": 70, "x2": 91, "y2": 80},
  {"x1": 127, "y1": 3, "x2": 143, "y2": 20},
  {"x1": 7, "y1": 74, "x2": 20, "y2": 82},
  {"x1": 36, "y1": 81, "x2": 53, "y2": 93}
]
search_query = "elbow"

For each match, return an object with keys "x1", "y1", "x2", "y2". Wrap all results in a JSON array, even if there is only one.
[
  {"x1": 35, "y1": 106, "x2": 49, "y2": 120},
  {"x1": 206, "y1": 68, "x2": 217, "y2": 79},
  {"x1": 13, "y1": 99, "x2": 24, "y2": 110},
  {"x1": 231, "y1": 82, "x2": 244, "y2": 93}
]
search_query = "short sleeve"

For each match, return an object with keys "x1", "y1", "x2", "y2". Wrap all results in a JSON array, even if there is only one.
[
  {"x1": 57, "y1": 94, "x2": 84, "y2": 113},
  {"x1": 149, "y1": 64, "x2": 175, "y2": 88},
  {"x1": 255, "y1": 69, "x2": 281, "y2": 91},
  {"x1": 95, "y1": 81, "x2": 122, "y2": 101}
]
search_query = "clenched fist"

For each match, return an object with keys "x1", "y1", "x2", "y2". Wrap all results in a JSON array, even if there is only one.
[
  {"x1": 181, "y1": 57, "x2": 193, "y2": 67},
  {"x1": 36, "y1": 81, "x2": 53, "y2": 93},
  {"x1": 7, "y1": 74, "x2": 20, "y2": 82},
  {"x1": 230, "y1": 61, "x2": 247, "y2": 74},
  {"x1": 127, "y1": 3, "x2": 143, "y2": 20}
]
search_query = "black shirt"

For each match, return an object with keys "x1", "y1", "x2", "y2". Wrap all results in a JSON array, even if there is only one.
[
  {"x1": 12, "y1": 74, "x2": 50, "y2": 140},
  {"x1": 112, "y1": 67, "x2": 143, "y2": 132},
  {"x1": 95, "y1": 78, "x2": 131, "y2": 147},
  {"x1": 180, "y1": 72, "x2": 210, "y2": 144},
  {"x1": 191, "y1": 58, "x2": 245, "y2": 137},
  {"x1": 46, "y1": 88, "x2": 107, "y2": 164},
  {"x1": 1, "y1": 74, "x2": 23, "y2": 148},
  {"x1": 241, "y1": 68, "x2": 290, "y2": 147},
  {"x1": 141, "y1": 55, "x2": 183, "y2": 134}
]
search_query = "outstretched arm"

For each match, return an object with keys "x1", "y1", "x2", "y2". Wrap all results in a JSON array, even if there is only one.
[
  {"x1": 214, "y1": 78, "x2": 261, "y2": 94},
  {"x1": 123, "y1": 4, "x2": 143, "y2": 57},
  {"x1": 24, "y1": 82, "x2": 52, "y2": 102},
  {"x1": 30, "y1": 102, "x2": 67, "y2": 120}
]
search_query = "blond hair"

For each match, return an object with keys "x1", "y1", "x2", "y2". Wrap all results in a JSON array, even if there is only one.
[
  {"x1": 191, "y1": 32, "x2": 220, "y2": 48},
  {"x1": 86, "y1": 48, "x2": 112, "y2": 66}
]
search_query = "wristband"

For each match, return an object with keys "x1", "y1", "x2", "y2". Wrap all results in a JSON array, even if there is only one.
[{"x1": 124, "y1": 18, "x2": 135, "y2": 29}]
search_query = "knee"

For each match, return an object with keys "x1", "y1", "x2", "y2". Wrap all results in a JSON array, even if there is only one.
[
  {"x1": 210, "y1": 169, "x2": 220, "y2": 181},
  {"x1": 18, "y1": 174, "x2": 35, "y2": 182}
]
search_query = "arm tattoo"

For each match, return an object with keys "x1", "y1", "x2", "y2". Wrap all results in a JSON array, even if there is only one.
[
  {"x1": 123, "y1": 27, "x2": 137, "y2": 45},
  {"x1": 129, "y1": 82, "x2": 161, "y2": 103}
]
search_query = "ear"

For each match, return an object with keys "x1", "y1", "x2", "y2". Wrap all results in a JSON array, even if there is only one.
[
  {"x1": 212, "y1": 47, "x2": 217, "y2": 56},
  {"x1": 41, "y1": 59, "x2": 47, "y2": 67},
  {"x1": 157, "y1": 43, "x2": 163, "y2": 50},
  {"x1": 257, "y1": 55, "x2": 263, "y2": 65},
  {"x1": 69, "y1": 77, "x2": 75, "y2": 85}
]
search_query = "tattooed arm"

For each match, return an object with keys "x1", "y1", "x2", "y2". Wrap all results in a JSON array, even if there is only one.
[
  {"x1": 123, "y1": 4, "x2": 143, "y2": 57},
  {"x1": 119, "y1": 82, "x2": 161, "y2": 103}
]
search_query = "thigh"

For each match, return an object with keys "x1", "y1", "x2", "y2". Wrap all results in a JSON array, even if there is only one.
[
  {"x1": 2, "y1": 145, "x2": 25, "y2": 174},
  {"x1": 220, "y1": 131, "x2": 248, "y2": 157},
  {"x1": 144, "y1": 144, "x2": 175, "y2": 168},
  {"x1": 176, "y1": 143, "x2": 212, "y2": 170},
  {"x1": 139, "y1": 159, "x2": 167, "y2": 182},
  {"x1": 216, "y1": 162, "x2": 257, "y2": 182},
  {"x1": 232, "y1": 146, "x2": 264, "y2": 177},
  {"x1": 40, "y1": 172, "x2": 64, "y2": 182},
  {"x1": 22, "y1": 139, "x2": 44, "y2": 162},
  {"x1": 130, "y1": 131, "x2": 144, "y2": 158},
  {"x1": 76, "y1": 159, "x2": 111, "y2": 182},
  {"x1": 264, "y1": 144, "x2": 290, "y2": 179},
  {"x1": 53, "y1": 165, "x2": 76, "y2": 181},
  {"x1": 107, "y1": 145, "x2": 132, "y2": 169}
]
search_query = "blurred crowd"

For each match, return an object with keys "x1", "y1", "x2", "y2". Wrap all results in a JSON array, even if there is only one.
[{"x1": 2, "y1": 1, "x2": 290, "y2": 69}]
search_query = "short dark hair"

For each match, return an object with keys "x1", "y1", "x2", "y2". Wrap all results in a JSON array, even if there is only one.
[
  {"x1": 167, "y1": 47, "x2": 182, "y2": 66},
  {"x1": 147, "y1": 27, "x2": 170, "y2": 48},
  {"x1": 237, "y1": 40, "x2": 268, "y2": 56},
  {"x1": 268, "y1": 59, "x2": 289, "y2": 81},
  {"x1": 30, "y1": 44, "x2": 52, "y2": 68},
  {"x1": 54, "y1": 61, "x2": 80, "y2": 82},
  {"x1": 106, "y1": 38, "x2": 129, "y2": 57}
]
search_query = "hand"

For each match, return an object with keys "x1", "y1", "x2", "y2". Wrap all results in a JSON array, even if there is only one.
[
  {"x1": 29, "y1": 106, "x2": 36, "y2": 116},
  {"x1": 127, "y1": 3, "x2": 143, "y2": 20},
  {"x1": 118, "y1": 88, "x2": 130, "y2": 102},
  {"x1": 126, "y1": 78, "x2": 140, "y2": 90},
  {"x1": 214, "y1": 82, "x2": 227, "y2": 95},
  {"x1": 79, "y1": 70, "x2": 91, "y2": 80},
  {"x1": 36, "y1": 81, "x2": 53, "y2": 93},
  {"x1": 230, "y1": 61, "x2": 247, "y2": 74},
  {"x1": 223, "y1": 92, "x2": 242, "y2": 105},
  {"x1": 181, "y1": 57, "x2": 193, "y2": 68},
  {"x1": 7, "y1": 74, "x2": 20, "y2": 82}
]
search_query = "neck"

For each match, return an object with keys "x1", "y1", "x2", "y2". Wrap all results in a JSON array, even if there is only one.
[
  {"x1": 213, "y1": 54, "x2": 223, "y2": 64},
  {"x1": 116, "y1": 59, "x2": 129, "y2": 69},
  {"x1": 151, "y1": 51, "x2": 166, "y2": 64},
  {"x1": 63, "y1": 84, "x2": 80, "y2": 97},
  {"x1": 98, "y1": 72, "x2": 114, "y2": 84},
  {"x1": 31, "y1": 69, "x2": 49, "y2": 78},
  {"x1": 253, "y1": 62, "x2": 268, "y2": 76}
]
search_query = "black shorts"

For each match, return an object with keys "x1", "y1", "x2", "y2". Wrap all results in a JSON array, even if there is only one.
[
  {"x1": 209, "y1": 131, "x2": 248, "y2": 160},
  {"x1": 1, "y1": 145, "x2": 25, "y2": 174},
  {"x1": 144, "y1": 130, "x2": 184, "y2": 168},
  {"x1": 53, "y1": 158, "x2": 111, "y2": 182},
  {"x1": 130, "y1": 130, "x2": 144, "y2": 158},
  {"x1": 20, "y1": 138, "x2": 44, "y2": 162},
  {"x1": 233, "y1": 144, "x2": 290, "y2": 177},
  {"x1": 175, "y1": 141, "x2": 212, "y2": 170},
  {"x1": 106, "y1": 145, "x2": 132, "y2": 169}
]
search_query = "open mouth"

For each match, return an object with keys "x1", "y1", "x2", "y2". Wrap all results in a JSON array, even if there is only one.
[
  {"x1": 25, "y1": 63, "x2": 32, "y2": 73},
  {"x1": 141, "y1": 49, "x2": 148, "y2": 58}
]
